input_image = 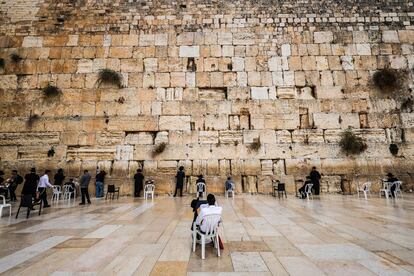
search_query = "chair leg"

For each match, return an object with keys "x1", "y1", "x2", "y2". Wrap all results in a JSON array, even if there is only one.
[
  {"x1": 15, "y1": 206, "x2": 21, "y2": 219},
  {"x1": 8, "y1": 205, "x2": 11, "y2": 216},
  {"x1": 364, "y1": 191, "x2": 367, "y2": 200},
  {"x1": 38, "y1": 202, "x2": 42, "y2": 216},
  {"x1": 201, "y1": 235, "x2": 205, "y2": 260},
  {"x1": 192, "y1": 230, "x2": 196, "y2": 252},
  {"x1": 0, "y1": 207, "x2": 2, "y2": 218},
  {"x1": 26, "y1": 207, "x2": 30, "y2": 219},
  {"x1": 216, "y1": 235, "x2": 220, "y2": 257}
]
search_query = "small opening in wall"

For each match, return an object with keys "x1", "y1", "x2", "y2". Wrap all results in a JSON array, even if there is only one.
[{"x1": 187, "y1": 58, "x2": 196, "y2": 72}]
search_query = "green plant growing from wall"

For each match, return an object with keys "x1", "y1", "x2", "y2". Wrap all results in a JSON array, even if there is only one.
[
  {"x1": 0, "y1": 58, "x2": 5, "y2": 69},
  {"x1": 97, "y1": 69, "x2": 123, "y2": 88},
  {"x1": 152, "y1": 142, "x2": 167, "y2": 157},
  {"x1": 248, "y1": 138, "x2": 261, "y2": 152},
  {"x1": 47, "y1": 146, "x2": 55, "y2": 157},
  {"x1": 389, "y1": 143, "x2": 399, "y2": 156},
  {"x1": 10, "y1": 53, "x2": 22, "y2": 63},
  {"x1": 339, "y1": 128, "x2": 367, "y2": 155},
  {"x1": 42, "y1": 84, "x2": 62, "y2": 97},
  {"x1": 372, "y1": 69, "x2": 403, "y2": 93},
  {"x1": 27, "y1": 114, "x2": 40, "y2": 128}
]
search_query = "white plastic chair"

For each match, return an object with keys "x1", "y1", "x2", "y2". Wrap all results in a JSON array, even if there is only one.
[
  {"x1": 393, "y1": 181, "x2": 403, "y2": 198},
  {"x1": 51, "y1": 186, "x2": 62, "y2": 204},
  {"x1": 225, "y1": 183, "x2": 234, "y2": 198},
  {"x1": 379, "y1": 181, "x2": 392, "y2": 199},
  {"x1": 305, "y1": 183, "x2": 313, "y2": 199},
  {"x1": 192, "y1": 214, "x2": 221, "y2": 259},
  {"x1": 0, "y1": 195, "x2": 11, "y2": 217},
  {"x1": 144, "y1": 184, "x2": 155, "y2": 199},
  {"x1": 63, "y1": 185, "x2": 75, "y2": 200},
  {"x1": 357, "y1": 182, "x2": 372, "y2": 200},
  {"x1": 197, "y1": 182, "x2": 206, "y2": 198}
]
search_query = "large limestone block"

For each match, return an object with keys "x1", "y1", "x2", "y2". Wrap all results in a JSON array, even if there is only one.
[
  {"x1": 368, "y1": 113, "x2": 400, "y2": 128},
  {"x1": 243, "y1": 159, "x2": 261, "y2": 175},
  {"x1": 159, "y1": 115, "x2": 191, "y2": 131},
  {"x1": 292, "y1": 129, "x2": 324, "y2": 143},
  {"x1": 22, "y1": 36, "x2": 43, "y2": 47},
  {"x1": 125, "y1": 132, "x2": 154, "y2": 145},
  {"x1": 204, "y1": 114, "x2": 229, "y2": 130},
  {"x1": 285, "y1": 158, "x2": 322, "y2": 175},
  {"x1": 233, "y1": 33, "x2": 255, "y2": 45},
  {"x1": 96, "y1": 131, "x2": 124, "y2": 146},
  {"x1": 108, "y1": 116, "x2": 158, "y2": 131},
  {"x1": 382, "y1": 30, "x2": 399, "y2": 43},
  {"x1": 398, "y1": 30, "x2": 414, "y2": 43},
  {"x1": 116, "y1": 145, "x2": 134, "y2": 161},
  {"x1": 265, "y1": 114, "x2": 300, "y2": 130},
  {"x1": 0, "y1": 146, "x2": 18, "y2": 160},
  {"x1": 401, "y1": 113, "x2": 414, "y2": 128},
  {"x1": 219, "y1": 131, "x2": 243, "y2": 144},
  {"x1": 339, "y1": 113, "x2": 360, "y2": 129},
  {"x1": 251, "y1": 87, "x2": 269, "y2": 100},
  {"x1": 66, "y1": 147, "x2": 116, "y2": 161},
  {"x1": 0, "y1": 132, "x2": 60, "y2": 146},
  {"x1": 277, "y1": 87, "x2": 296, "y2": 99},
  {"x1": 179, "y1": 46, "x2": 200, "y2": 57},
  {"x1": 169, "y1": 131, "x2": 198, "y2": 145},
  {"x1": 0, "y1": 75, "x2": 18, "y2": 90},
  {"x1": 313, "y1": 113, "x2": 340, "y2": 129},
  {"x1": 314, "y1": 31, "x2": 333, "y2": 43},
  {"x1": 199, "y1": 131, "x2": 219, "y2": 144}
]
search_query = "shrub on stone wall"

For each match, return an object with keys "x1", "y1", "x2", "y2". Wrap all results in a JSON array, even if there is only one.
[
  {"x1": 42, "y1": 84, "x2": 61, "y2": 97},
  {"x1": 47, "y1": 146, "x2": 55, "y2": 157},
  {"x1": 10, "y1": 53, "x2": 22, "y2": 63},
  {"x1": 389, "y1": 143, "x2": 399, "y2": 156},
  {"x1": 0, "y1": 58, "x2": 4, "y2": 69},
  {"x1": 152, "y1": 142, "x2": 167, "y2": 157},
  {"x1": 372, "y1": 69, "x2": 401, "y2": 92},
  {"x1": 248, "y1": 138, "x2": 261, "y2": 152},
  {"x1": 339, "y1": 128, "x2": 367, "y2": 155},
  {"x1": 97, "y1": 69, "x2": 123, "y2": 88},
  {"x1": 401, "y1": 97, "x2": 413, "y2": 112}
]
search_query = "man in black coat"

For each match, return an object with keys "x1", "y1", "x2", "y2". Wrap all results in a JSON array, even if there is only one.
[
  {"x1": 174, "y1": 166, "x2": 185, "y2": 197},
  {"x1": 134, "y1": 169, "x2": 144, "y2": 197},
  {"x1": 309, "y1": 167, "x2": 322, "y2": 195},
  {"x1": 22, "y1": 168, "x2": 40, "y2": 209}
]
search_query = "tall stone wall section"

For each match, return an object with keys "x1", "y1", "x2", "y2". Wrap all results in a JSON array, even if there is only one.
[{"x1": 0, "y1": 0, "x2": 413, "y2": 195}]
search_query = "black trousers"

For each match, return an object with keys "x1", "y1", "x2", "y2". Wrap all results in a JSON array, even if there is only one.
[
  {"x1": 9, "y1": 185, "x2": 17, "y2": 201},
  {"x1": 174, "y1": 184, "x2": 183, "y2": 197},
  {"x1": 134, "y1": 183, "x2": 142, "y2": 197},
  {"x1": 81, "y1": 187, "x2": 91, "y2": 203},
  {"x1": 313, "y1": 182, "x2": 320, "y2": 195},
  {"x1": 38, "y1": 187, "x2": 49, "y2": 206}
]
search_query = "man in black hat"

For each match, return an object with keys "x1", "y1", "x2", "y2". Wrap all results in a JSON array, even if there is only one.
[
  {"x1": 22, "y1": 168, "x2": 40, "y2": 209},
  {"x1": 174, "y1": 166, "x2": 185, "y2": 197},
  {"x1": 134, "y1": 169, "x2": 144, "y2": 197},
  {"x1": 309, "y1": 167, "x2": 322, "y2": 195},
  {"x1": 386, "y1": 173, "x2": 399, "y2": 198}
]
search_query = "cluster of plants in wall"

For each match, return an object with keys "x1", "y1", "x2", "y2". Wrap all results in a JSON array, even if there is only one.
[
  {"x1": 0, "y1": 58, "x2": 4, "y2": 70},
  {"x1": 389, "y1": 143, "x2": 399, "y2": 156},
  {"x1": 152, "y1": 142, "x2": 167, "y2": 157},
  {"x1": 27, "y1": 114, "x2": 40, "y2": 128},
  {"x1": 42, "y1": 84, "x2": 62, "y2": 97},
  {"x1": 10, "y1": 53, "x2": 22, "y2": 63},
  {"x1": 339, "y1": 128, "x2": 367, "y2": 155},
  {"x1": 248, "y1": 138, "x2": 261, "y2": 152},
  {"x1": 97, "y1": 69, "x2": 123, "y2": 88}
]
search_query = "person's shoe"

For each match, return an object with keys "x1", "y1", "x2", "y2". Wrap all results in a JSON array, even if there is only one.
[
  {"x1": 79, "y1": 203, "x2": 85, "y2": 205},
  {"x1": 44, "y1": 205, "x2": 51, "y2": 208}
]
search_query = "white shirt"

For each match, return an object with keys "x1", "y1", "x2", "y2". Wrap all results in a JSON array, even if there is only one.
[
  {"x1": 195, "y1": 205, "x2": 222, "y2": 233},
  {"x1": 38, "y1": 174, "x2": 53, "y2": 189}
]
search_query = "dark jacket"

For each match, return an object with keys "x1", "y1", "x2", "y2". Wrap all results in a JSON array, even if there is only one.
[
  {"x1": 176, "y1": 171, "x2": 185, "y2": 187},
  {"x1": 54, "y1": 172, "x2": 65, "y2": 186},
  {"x1": 134, "y1": 172, "x2": 144, "y2": 186},
  {"x1": 310, "y1": 170, "x2": 321, "y2": 184},
  {"x1": 22, "y1": 173, "x2": 40, "y2": 195},
  {"x1": 96, "y1": 172, "x2": 106, "y2": 183},
  {"x1": 79, "y1": 173, "x2": 91, "y2": 188}
]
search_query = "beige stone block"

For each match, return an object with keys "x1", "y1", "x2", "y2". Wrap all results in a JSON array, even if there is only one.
[
  {"x1": 196, "y1": 72, "x2": 210, "y2": 87},
  {"x1": 204, "y1": 58, "x2": 219, "y2": 72},
  {"x1": 199, "y1": 131, "x2": 219, "y2": 144},
  {"x1": 313, "y1": 113, "x2": 340, "y2": 129},
  {"x1": 210, "y1": 45, "x2": 222, "y2": 57},
  {"x1": 232, "y1": 57, "x2": 245, "y2": 71},
  {"x1": 269, "y1": 56, "x2": 289, "y2": 71},
  {"x1": 356, "y1": 43, "x2": 371, "y2": 55},
  {"x1": 179, "y1": 46, "x2": 199, "y2": 57},
  {"x1": 340, "y1": 55, "x2": 354, "y2": 70},
  {"x1": 22, "y1": 36, "x2": 43, "y2": 47},
  {"x1": 401, "y1": 113, "x2": 414, "y2": 128},
  {"x1": 120, "y1": 59, "x2": 143, "y2": 72},
  {"x1": 143, "y1": 58, "x2": 158, "y2": 72},
  {"x1": 382, "y1": 30, "x2": 399, "y2": 43},
  {"x1": 233, "y1": 33, "x2": 255, "y2": 45},
  {"x1": 223, "y1": 72, "x2": 237, "y2": 86},
  {"x1": 109, "y1": 47, "x2": 132, "y2": 58},
  {"x1": 247, "y1": 72, "x2": 261, "y2": 86},
  {"x1": 217, "y1": 32, "x2": 232, "y2": 45},
  {"x1": 288, "y1": 56, "x2": 302, "y2": 70},
  {"x1": 244, "y1": 57, "x2": 256, "y2": 71},
  {"x1": 77, "y1": 59, "x2": 93, "y2": 73},
  {"x1": 170, "y1": 72, "x2": 186, "y2": 87},
  {"x1": 314, "y1": 31, "x2": 333, "y2": 43},
  {"x1": 315, "y1": 56, "x2": 329, "y2": 70},
  {"x1": 205, "y1": 114, "x2": 228, "y2": 130},
  {"x1": 143, "y1": 72, "x2": 155, "y2": 88},
  {"x1": 389, "y1": 56, "x2": 407, "y2": 69},
  {"x1": 155, "y1": 73, "x2": 170, "y2": 87},
  {"x1": 159, "y1": 115, "x2": 191, "y2": 130},
  {"x1": 277, "y1": 87, "x2": 296, "y2": 99},
  {"x1": 266, "y1": 114, "x2": 300, "y2": 130},
  {"x1": 340, "y1": 113, "x2": 360, "y2": 129},
  {"x1": 353, "y1": 31, "x2": 369, "y2": 43},
  {"x1": 222, "y1": 45, "x2": 234, "y2": 57},
  {"x1": 301, "y1": 56, "x2": 316, "y2": 70},
  {"x1": 0, "y1": 75, "x2": 18, "y2": 90}
]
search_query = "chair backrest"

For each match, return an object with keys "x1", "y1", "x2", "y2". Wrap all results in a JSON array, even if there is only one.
[
  {"x1": 20, "y1": 194, "x2": 33, "y2": 207},
  {"x1": 197, "y1": 182, "x2": 206, "y2": 192},
  {"x1": 0, "y1": 195, "x2": 6, "y2": 205},
  {"x1": 53, "y1": 186, "x2": 61, "y2": 193},
  {"x1": 305, "y1": 183, "x2": 313, "y2": 193},
  {"x1": 394, "y1": 181, "x2": 402, "y2": 190},
  {"x1": 145, "y1": 184, "x2": 155, "y2": 192},
  {"x1": 362, "y1": 182, "x2": 371, "y2": 191},
  {"x1": 277, "y1": 183, "x2": 285, "y2": 191},
  {"x1": 200, "y1": 214, "x2": 221, "y2": 235},
  {"x1": 107, "y1": 185, "x2": 115, "y2": 192},
  {"x1": 63, "y1": 185, "x2": 72, "y2": 193}
]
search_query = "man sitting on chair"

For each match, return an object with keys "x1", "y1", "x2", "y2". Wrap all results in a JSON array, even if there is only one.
[
  {"x1": 298, "y1": 176, "x2": 312, "y2": 199},
  {"x1": 386, "y1": 173, "x2": 399, "y2": 198},
  {"x1": 195, "y1": 194, "x2": 222, "y2": 235}
]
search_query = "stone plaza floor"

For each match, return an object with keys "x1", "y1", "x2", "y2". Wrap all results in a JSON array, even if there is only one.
[{"x1": 0, "y1": 193, "x2": 413, "y2": 275}]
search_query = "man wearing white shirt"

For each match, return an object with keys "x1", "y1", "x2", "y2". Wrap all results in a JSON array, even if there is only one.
[
  {"x1": 195, "y1": 194, "x2": 222, "y2": 234},
  {"x1": 38, "y1": 170, "x2": 54, "y2": 207}
]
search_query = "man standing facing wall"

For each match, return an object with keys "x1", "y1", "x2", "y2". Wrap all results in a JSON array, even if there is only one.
[{"x1": 79, "y1": 170, "x2": 92, "y2": 205}]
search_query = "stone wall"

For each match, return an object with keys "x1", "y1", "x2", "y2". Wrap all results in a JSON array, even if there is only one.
[{"x1": 0, "y1": 0, "x2": 413, "y2": 195}]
